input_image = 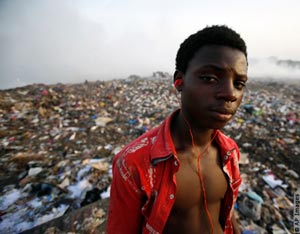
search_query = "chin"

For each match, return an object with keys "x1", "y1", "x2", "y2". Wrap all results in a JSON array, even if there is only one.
[{"x1": 210, "y1": 121, "x2": 230, "y2": 130}]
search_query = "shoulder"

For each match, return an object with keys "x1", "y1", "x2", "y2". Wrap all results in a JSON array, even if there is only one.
[
  {"x1": 111, "y1": 127, "x2": 161, "y2": 191},
  {"x1": 113, "y1": 126, "x2": 159, "y2": 168}
]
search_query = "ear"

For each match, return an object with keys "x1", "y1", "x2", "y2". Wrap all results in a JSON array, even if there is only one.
[{"x1": 173, "y1": 70, "x2": 184, "y2": 91}]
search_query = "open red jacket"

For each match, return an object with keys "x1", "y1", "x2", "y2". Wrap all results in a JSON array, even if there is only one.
[{"x1": 107, "y1": 110, "x2": 242, "y2": 234}]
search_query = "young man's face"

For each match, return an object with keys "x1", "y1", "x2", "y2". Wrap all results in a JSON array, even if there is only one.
[{"x1": 177, "y1": 45, "x2": 248, "y2": 130}]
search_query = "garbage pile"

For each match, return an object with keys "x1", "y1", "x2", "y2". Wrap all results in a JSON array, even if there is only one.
[
  {"x1": 0, "y1": 75, "x2": 177, "y2": 233},
  {"x1": 0, "y1": 75, "x2": 299, "y2": 233},
  {"x1": 223, "y1": 80, "x2": 299, "y2": 234}
]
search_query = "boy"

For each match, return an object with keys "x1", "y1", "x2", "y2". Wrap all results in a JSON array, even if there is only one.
[{"x1": 107, "y1": 25, "x2": 247, "y2": 234}]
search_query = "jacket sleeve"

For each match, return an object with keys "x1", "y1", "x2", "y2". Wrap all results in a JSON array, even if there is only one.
[{"x1": 106, "y1": 155, "x2": 144, "y2": 234}]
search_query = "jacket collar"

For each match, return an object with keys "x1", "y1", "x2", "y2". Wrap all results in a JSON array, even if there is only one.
[{"x1": 150, "y1": 110, "x2": 178, "y2": 164}]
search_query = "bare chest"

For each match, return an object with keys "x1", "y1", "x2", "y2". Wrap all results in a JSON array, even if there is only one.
[
  {"x1": 173, "y1": 146, "x2": 228, "y2": 211},
  {"x1": 163, "y1": 146, "x2": 228, "y2": 234}
]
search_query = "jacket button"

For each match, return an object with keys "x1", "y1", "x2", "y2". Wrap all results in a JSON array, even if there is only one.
[{"x1": 169, "y1": 194, "x2": 175, "y2": 199}]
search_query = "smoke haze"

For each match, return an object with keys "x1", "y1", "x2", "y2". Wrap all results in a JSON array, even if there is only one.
[
  {"x1": 1, "y1": 0, "x2": 300, "y2": 90},
  {"x1": 248, "y1": 58, "x2": 300, "y2": 81}
]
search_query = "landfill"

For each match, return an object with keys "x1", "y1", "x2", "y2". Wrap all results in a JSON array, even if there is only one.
[{"x1": 0, "y1": 73, "x2": 299, "y2": 233}]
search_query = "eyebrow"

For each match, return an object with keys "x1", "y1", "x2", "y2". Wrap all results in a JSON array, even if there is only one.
[{"x1": 198, "y1": 64, "x2": 248, "y2": 79}]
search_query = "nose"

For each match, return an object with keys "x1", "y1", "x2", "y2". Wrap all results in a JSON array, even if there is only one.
[{"x1": 215, "y1": 80, "x2": 237, "y2": 102}]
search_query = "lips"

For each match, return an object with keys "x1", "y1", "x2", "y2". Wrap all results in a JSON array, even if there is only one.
[
  {"x1": 210, "y1": 107, "x2": 235, "y2": 115},
  {"x1": 209, "y1": 107, "x2": 235, "y2": 121}
]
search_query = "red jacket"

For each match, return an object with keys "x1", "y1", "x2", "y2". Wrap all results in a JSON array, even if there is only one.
[{"x1": 107, "y1": 110, "x2": 242, "y2": 234}]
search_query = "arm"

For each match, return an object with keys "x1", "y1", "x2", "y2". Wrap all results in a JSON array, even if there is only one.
[
  {"x1": 231, "y1": 212, "x2": 241, "y2": 234},
  {"x1": 106, "y1": 157, "x2": 144, "y2": 234},
  {"x1": 232, "y1": 146, "x2": 241, "y2": 234}
]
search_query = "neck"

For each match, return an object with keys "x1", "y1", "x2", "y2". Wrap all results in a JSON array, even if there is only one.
[{"x1": 172, "y1": 110, "x2": 215, "y2": 148}]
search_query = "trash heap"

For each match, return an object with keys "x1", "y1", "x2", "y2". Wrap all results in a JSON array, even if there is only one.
[
  {"x1": 223, "y1": 80, "x2": 299, "y2": 234},
  {"x1": 0, "y1": 75, "x2": 299, "y2": 233},
  {"x1": 0, "y1": 75, "x2": 177, "y2": 233}
]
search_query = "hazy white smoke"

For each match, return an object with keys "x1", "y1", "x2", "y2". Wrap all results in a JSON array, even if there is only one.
[
  {"x1": 0, "y1": 0, "x2": 299, "y2": 90},
  {"x1": 0, "y1": 1, "x2": 114, "y2": 89},
  {"x1": 0, "y1": 0, "x2": 174, "y2": 89},
  {"x1": 249, "y1": 57, "x2": 300, "y2": 80}
]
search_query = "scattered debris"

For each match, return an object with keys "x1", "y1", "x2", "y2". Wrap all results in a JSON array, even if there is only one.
[{"x1": 0, "y1": 76, "x2": 299, "y2": 233}]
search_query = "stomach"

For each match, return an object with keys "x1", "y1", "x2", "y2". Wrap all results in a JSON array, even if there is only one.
[{"x1": 163, "y1": 202, "x2": 224, "y2": 234}]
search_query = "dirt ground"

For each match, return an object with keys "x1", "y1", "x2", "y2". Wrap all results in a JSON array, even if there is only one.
[{"x1": 20, "y1": 198, "x2": 109, "y2": 234}]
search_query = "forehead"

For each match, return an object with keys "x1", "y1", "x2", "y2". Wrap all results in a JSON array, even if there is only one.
[{"x1": 187, "y1": 45, "x2": 248, "y2": 75}]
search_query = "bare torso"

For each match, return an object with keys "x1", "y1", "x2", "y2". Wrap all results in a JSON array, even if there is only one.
[{"x1": 163, "y1": 143, "x2": 228, "y2": 234}]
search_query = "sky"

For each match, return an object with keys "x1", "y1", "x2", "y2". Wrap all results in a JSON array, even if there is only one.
[{"x1": 1, "y1": 0, "x2": 300, "y2": 89}]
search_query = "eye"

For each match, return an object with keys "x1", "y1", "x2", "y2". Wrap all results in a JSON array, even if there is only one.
[
  {"x1": 199, "y1": 75, "x2": 218, "y2": 83},
  {"x1": 234, "y1": 80, "x2": 246, "y2": 90}
]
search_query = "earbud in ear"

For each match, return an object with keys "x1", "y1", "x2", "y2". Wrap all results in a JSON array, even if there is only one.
[{"x1": 174, "y1": 79, "x2": 183, "y2": 88}]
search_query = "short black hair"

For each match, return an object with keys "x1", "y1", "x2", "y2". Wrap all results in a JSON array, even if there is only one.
[{"x1": 175, "y1": 25, "x2": 247, "y2": 73}]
